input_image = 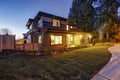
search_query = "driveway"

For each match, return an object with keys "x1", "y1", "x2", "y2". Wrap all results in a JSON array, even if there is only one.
[{"x1": 91, "y1": 44, "x2": 120, "y2": 80}]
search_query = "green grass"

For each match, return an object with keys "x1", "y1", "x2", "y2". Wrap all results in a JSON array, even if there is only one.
[{"x1": 0, "y1": 46, "x2": 111, "y2": 80}]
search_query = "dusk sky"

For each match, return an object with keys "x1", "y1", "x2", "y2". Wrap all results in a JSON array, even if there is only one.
[{"x1": 0, "y1": 0, "x2": 72, "y2": 39}]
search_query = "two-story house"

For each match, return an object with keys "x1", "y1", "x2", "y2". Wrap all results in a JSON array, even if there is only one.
[{"x1": 24, "y1": 11, "x2": 92, "y2": 51}]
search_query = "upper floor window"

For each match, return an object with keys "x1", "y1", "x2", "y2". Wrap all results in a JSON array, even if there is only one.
[
  {"x1": 29, "y1": 23, "x2": 33, "y2": 29},
  {"x1": 38, "y1": 17, "x2": 43, "y2": 28},
  {"x1": 38, "y1": 19, "x2": 41, "y2": 24},
  {"x1": 53, "y1": 19, "x2": 60, "y2": 27},
  {"x1": 66, "y1": 25, "x2": 69, "y2": 30}
]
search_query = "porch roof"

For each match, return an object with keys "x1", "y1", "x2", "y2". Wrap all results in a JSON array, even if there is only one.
[
  {"x1": 46, "y1": 29, "x2": 91, "y2": 35},
  {"x1": 24, "y1": 28, "x2": 91, "y2": 37}
]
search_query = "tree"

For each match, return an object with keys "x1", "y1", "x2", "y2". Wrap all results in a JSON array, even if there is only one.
[
  {"x1": 95, "y1": 0, "x2": 120, "y2": 38},
  {"x1": 92, "y1": 30, "x2": 98, "y2": 38},
  {"x1": 68, "y1": 0, "x2": 96, "y2": 32},
  {"x1": 0, "y1": 28, "x2": 13, "y2": 35}
]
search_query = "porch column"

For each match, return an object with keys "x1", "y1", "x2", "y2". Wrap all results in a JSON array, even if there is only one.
[{"x1": 38, "y1": 28, "x2": 47, "y2": 54}]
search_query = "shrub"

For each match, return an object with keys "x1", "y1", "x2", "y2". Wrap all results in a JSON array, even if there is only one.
[
  {"x1": 94, "y1": 38, "x2": 111, "y2": 42},
  {"x1": 45, "y1": 50, "x2": 56, "y2": 56}
]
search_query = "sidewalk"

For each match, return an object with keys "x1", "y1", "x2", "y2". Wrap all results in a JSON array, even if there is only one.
[{"x1": 91, "y1": 44, "x2": 120, "y2": 80}]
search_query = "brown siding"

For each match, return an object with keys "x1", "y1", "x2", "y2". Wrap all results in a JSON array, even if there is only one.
[{"x1": 61, "y1": 21, "x2": 67, "y2": 30}]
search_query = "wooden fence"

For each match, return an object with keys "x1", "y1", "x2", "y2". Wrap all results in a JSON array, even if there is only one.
[
  {"x1": 0, "y1": 35, "x2": 15, "y2": 52},
  {"x1": 16, "y1": 43, "x2": 38, "y2": 51}
]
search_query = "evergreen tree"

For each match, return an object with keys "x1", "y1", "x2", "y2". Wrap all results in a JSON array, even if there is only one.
[
  {"x1": 68, "y1": 0, "x2": 120, "y2": 39},
  {"x1": 96, "y1": 0, "x2": 120, "y2": 38},
  {"x1": 68, "y1": 0, "x2": 96, "y2": 32}
]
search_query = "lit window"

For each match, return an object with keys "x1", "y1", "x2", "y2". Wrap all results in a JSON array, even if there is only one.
[
  {"x1": 88, "y1": 35, "x2": 92, "y2": 38},
  {"x1": 38, "y1": 35, "x2": 42, "y2": 43},
  {"x1": 79, "y1": 35, "x2": 82, "y2": 39},
  {"x1": 29, "y1": 23, "x2": 33, "y2": 29},
  {"x1": 53, "y1": 19, "x2": 60, "y2": 27},
  {"x1": 66, "y1": 25, "x2": 69, "y2": 30},
  {"x1": 51, "y1": 35, "x2": 62, "y2": 45},
  {"x1": 67, "y1": 35, "x2": 74, "y2": 45},
  {"x1": 70, "y1": 36, "x2": 73, "y2": 41},
  {"x1": 38, "y1": 19, "x2": 41, "y2": 24}
]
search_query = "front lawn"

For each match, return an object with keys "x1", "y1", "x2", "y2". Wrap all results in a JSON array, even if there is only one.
[{"x1": 0, "y1": 46, "x2": 111, "y2": 80}]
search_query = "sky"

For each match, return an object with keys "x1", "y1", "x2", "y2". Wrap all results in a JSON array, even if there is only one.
[{"x1": 0, "y1": 0, "x2": 72, "y2": 39}]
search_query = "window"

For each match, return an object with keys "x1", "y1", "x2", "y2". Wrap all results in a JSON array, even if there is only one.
[
  {"x1": 28, "y1": 35, "x2": 31, "y2": 44},
  {"x1": 67, "y1": 34, "x2": 74, "y2": 45},
  {"x1": 38, "y1": 19, "x2": 41, "y2": 24},
  {"x1": 38, "y1": 18, "x2": 43, "y2": 28},
  {"x1": 66, "y1": 25, "x2": 69, "y2": 30},
  {"x1": 38, "y1": 35, "x2": 42, "y2": 43},
  {"x1": 53, "y1": 19, "x2": 60, "y2": 27},
  {"x1": 51, "y1": 35, "x2": 62, "y2": 45},
  {"x1": 29, "y1": 23, "x2": 33, "y2": 29}
]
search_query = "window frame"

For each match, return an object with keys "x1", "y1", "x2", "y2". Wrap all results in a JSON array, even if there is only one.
[
  {"x1": 38, "y1": 35, "x2": 42, "y2": 43},
  {"x1": 50, "y1": 35, "x2": 63, "y2": 45},
  {"x1": 52, "y1": 19, "x2": 61, "y2": 27},
  {"x1": 67, "y1": 34, "x2": 74, "y2": 45}
]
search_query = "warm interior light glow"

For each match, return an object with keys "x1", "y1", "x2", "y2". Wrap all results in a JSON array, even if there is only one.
[
  {"x1": 70, "y1": 36, "x2": 73, "y2": 41},
  {"x1": 38, "y1": 19, "x2": 41, "y2": 24},
  {"x1": 38, "y1": 35, "x2": 42, "y2": 43},
  {"x1": 66, "y1": 25, "x2": 69, "y2": 30},
  {"x1": 50, "y1": 35, "x2": 62, "y2": 45},
  {"x1": 79, "y1": 35, "x2": 82, "y2": 39},
  {"x1": 88, "y1": 35, "x2": 92, "y2": 38},
  {"x1": 67, "y1": 34, "x2": 74, "y2": 45},
  {"x1": 53, "y1": 19, "x2": 60, "y2": 27},
  {"x1": 70, "y1": 26, "x2": 73, "y2": 28}
]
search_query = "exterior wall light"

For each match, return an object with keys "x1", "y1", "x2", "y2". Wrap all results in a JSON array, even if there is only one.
[{"x1": 79, "y1": 35, "x2": 82, "y2": 39}]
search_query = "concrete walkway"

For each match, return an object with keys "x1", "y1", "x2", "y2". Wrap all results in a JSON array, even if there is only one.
[{"x1": 91, "y1": 44, "x2": 120, "y2": 80}]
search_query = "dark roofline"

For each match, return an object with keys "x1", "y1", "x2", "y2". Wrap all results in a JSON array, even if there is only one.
[
  {"x1": 26, "y1": 18, "x2": 34, "y2": 27},
  {"x1": 35, "y1": 11, "x2": 67, "y2": 21}
]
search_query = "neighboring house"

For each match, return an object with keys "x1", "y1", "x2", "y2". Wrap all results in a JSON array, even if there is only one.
[{"x1": 24, "y1": 11, "x2": 92, "y2": 51}]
